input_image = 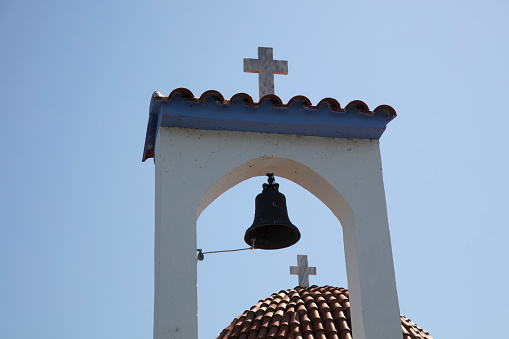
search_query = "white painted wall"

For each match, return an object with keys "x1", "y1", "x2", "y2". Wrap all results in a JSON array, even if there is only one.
[{"x1": 154, "y1": 126, "x2": 402, "y2": 339}]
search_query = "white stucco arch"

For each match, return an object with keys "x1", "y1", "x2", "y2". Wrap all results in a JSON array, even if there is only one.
[
  {"x1": 154, "y1": 127, "x2": 402, "y2": 339},
  {"x1": 197, "y1": 156, "x2": 353, "y2": 229}
]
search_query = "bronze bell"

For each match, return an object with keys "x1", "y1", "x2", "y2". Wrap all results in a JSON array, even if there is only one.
[{"x1": 244, "y1": 173, "x2": 301, "y2": 250}]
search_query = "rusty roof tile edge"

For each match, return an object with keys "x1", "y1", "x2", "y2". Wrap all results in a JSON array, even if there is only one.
[
  {"x1": 141, "y1": 91, "x2": 163, "y2": 162},
  {"x1": 316, "y1": 98, "x2": 343, "y2": 112},
  {"x1": 374, "y1": 104, "x2": 397, "y2": 122},
  {"x1": 344, "y1": 100, "x2": 371, "y2": 114},
  {"x1": 168, "y1": 88, "x2": 194, "y2": 100},
  {"x1": 287, "y1": 95, "x2": 312, "y2": 107},
  {"x1": 199, "y1": 90, "x2": 225, "y2": 103},
  {"x1": 143, "y1": 89, "x2": 397, "y2": 162},
  {"x1": 149, "y1": 88, "x2": 395, "y2": 115},
  {"x1": 230, "y1": 92, "x2": 254, "y2": 105}
]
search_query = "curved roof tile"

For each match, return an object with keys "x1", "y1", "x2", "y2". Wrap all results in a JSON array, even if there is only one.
[
  {"x1": 259, "y1": 93, "x2": 284, "y2": 106},
  {"x1": 167, "y1": 87, "x2": 194, "y2": 100},
  {"x1": 317, "y1": 98, "x2": 342, "y2": 112},
  {"x1": 230, "y1": 93, "x2": 254, "y2": 105},
  {"x1": 154, "y1": 88, "x2": 396, "y2": 116},
  {"x1": 199, "y1": 90, "x2": 225, "y2": 103},
  {"x1": 287, "y1": 95, "x2": 313, "y2": 108},
  {"x1": 217, "y1": 285, "x2": 432, "y2": 339},
  {"x1": 143, "y1": 89, "x2": 397, "y2": 162}
]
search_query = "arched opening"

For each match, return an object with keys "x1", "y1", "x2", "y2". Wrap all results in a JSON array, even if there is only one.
[
  {"x1": 196, "y1": 157, "x2": 353, "y2": 337},
  {"x1": 197, "y1": 157, "x2": 353, "y2": 228},
  {"x1": 154, "y1": 128, "x2": 401, "y2": 339}
]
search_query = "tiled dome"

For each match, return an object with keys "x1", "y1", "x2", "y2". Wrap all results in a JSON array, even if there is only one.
[{"x1": 217, "y1": 285, "x2": 432, "y2": 339}]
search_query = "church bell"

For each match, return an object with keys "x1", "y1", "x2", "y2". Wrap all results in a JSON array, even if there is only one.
[{"x1": 244, "y1": 173, "x2": 301, "y2": 250}]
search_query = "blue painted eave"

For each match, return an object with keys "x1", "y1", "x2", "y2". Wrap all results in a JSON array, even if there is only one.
[{"x1": 142, "y1": 88, "x2": 397, "y2": 162}]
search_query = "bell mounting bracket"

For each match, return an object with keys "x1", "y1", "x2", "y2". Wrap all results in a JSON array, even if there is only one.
[{"x1": 263, "y1": 173, "x2": 279, "y2": 191}]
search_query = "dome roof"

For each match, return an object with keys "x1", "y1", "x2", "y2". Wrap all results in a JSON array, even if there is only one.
[{"x1": 217, "y1": 285, "x2": 432, "y2": 339}]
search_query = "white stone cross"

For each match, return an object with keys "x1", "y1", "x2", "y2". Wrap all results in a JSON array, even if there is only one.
[
  {"x1": 290, "y1": 255, "x2": 316, "y2": 287},
  {"x1": 244, "y1": 47, "x2": 288, "y2": 99}
]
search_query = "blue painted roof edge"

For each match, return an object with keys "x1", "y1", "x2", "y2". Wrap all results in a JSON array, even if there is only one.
[
  {"x1": 142, "y1": 89, "x2": 397, "y2": 162},
  {"x1": 142, "y1": 93, "x2": 161, "y2": 162}
]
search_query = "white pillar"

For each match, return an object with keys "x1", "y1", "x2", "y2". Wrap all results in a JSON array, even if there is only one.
[
  {"x1": 153, "y1": 135, "x2": 200, "y2": 339},
  {"x1": 153, "y1": 127, "x2": 402, "y2": 339}
]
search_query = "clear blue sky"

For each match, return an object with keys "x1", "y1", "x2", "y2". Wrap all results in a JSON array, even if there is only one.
[{"x1": 1, "y1": 1, "x2": 508, "y2": 338}]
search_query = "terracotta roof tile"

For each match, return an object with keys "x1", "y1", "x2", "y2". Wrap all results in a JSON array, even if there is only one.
[
  {"x1": 251, "y1": 320, "x2": 262, "y2": 332},
  {"x1": 257, "y1": 327, "x2": 268, "y2": 338},
  {"x1": 261, "y1": 317, "x2": 272, "y2": 330},
  {"x1": 312, "y1": 318, "x2": 325, "y2": 332},
  {"x1": 217, "y1": 286, "x2": 432, "y2": 339},
  {"x1": 267, "y1": 325, "x2": 279, "y2": 337},
  {"x1": 153, "y1": 89, "x2": 396, "y2": 118},
  {"x1": 300, "y1": 313, "x2": 311, "y2": 325},
  {"x1": 142, "y1": 89, "x2": 397, "y2": 162}
]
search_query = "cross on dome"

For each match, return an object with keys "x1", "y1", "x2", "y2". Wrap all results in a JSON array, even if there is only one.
[
  {"x1": 290, "y1": 254, "x2": 316, "y2": 287},
  {"x1": 243, "y1": 47, "x2": 288, "y2": 99}
]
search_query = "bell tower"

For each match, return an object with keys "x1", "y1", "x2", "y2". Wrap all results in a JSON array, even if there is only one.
[{"x1": 142, "y1": 47, "x2": 403, "y2": 339}]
